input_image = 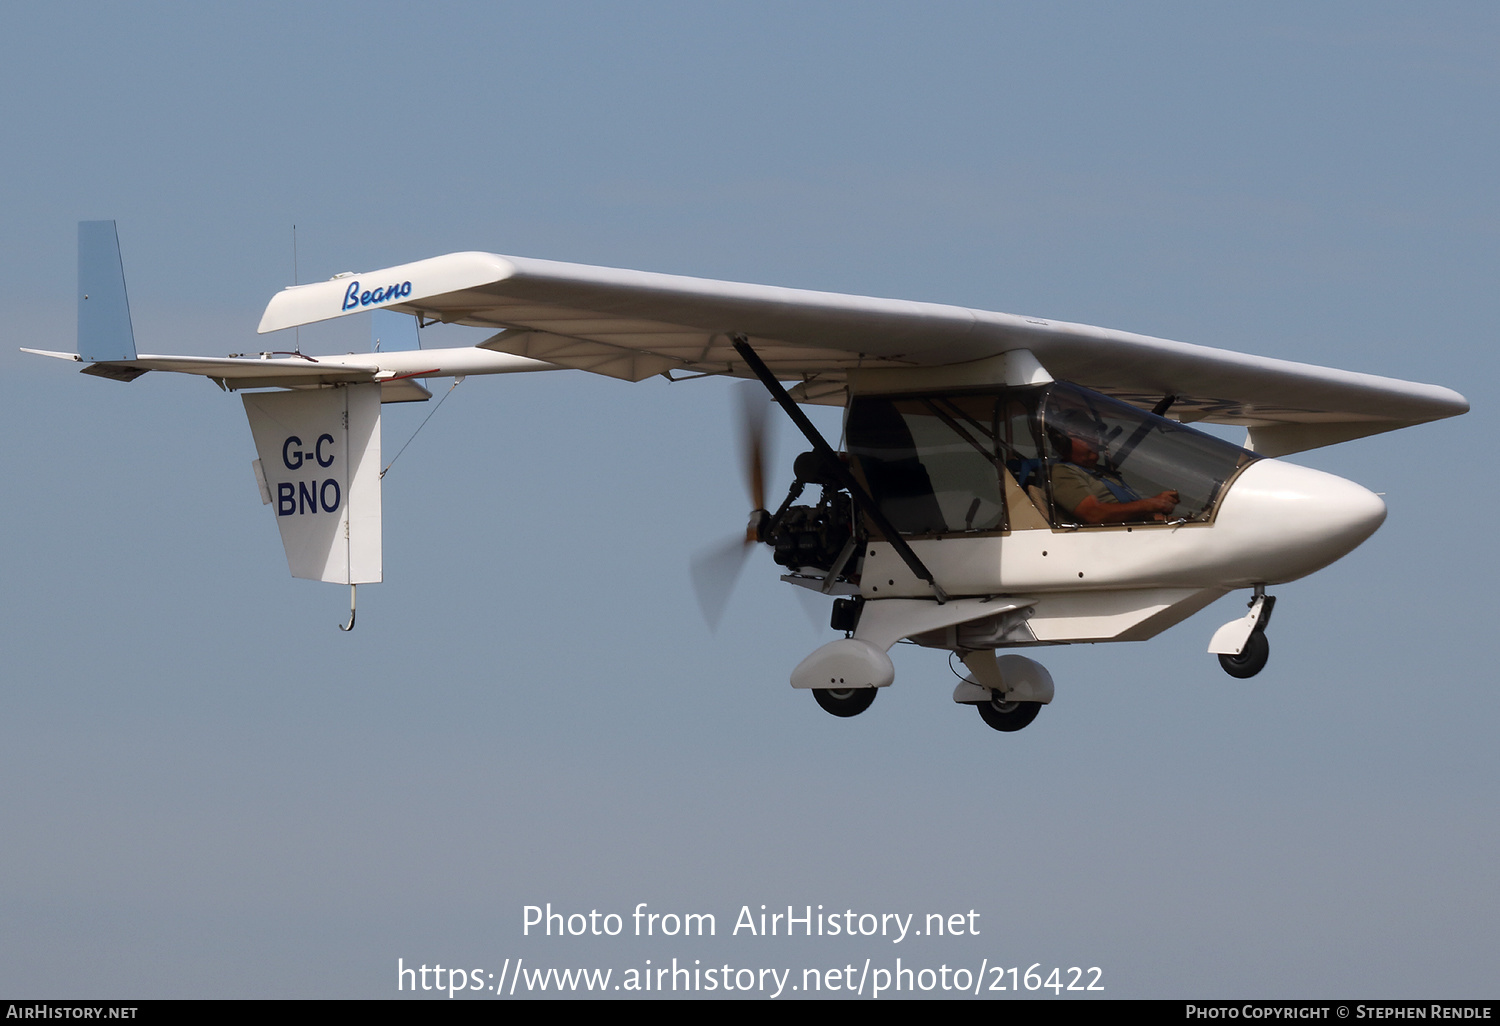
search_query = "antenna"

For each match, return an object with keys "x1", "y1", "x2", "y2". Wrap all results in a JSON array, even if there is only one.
[{"x1": 291, "y1": 224, "x2": 301, "y2": 354}]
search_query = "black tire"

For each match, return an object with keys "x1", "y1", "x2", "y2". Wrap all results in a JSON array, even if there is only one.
[
  {"x1": 813, "y1": 687, "x2": 877, "y2": 718},
  {"x1": 976, "y1": 697, "x2": 1042, "y2": 732},
  {"x1": 1218, "y1": 630, "x2": 1269, "y2": 678}
]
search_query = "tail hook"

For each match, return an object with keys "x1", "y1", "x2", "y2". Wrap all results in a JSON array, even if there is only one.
[{"x1": 339, "y1": 584, "x2": 357, "y2": 632}]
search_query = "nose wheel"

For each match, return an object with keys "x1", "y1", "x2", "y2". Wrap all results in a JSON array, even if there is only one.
[
  {"x1": 1210, "y1": 589, "x2": 1275, "y2": 679},
  {"x1": 1218, "y1": 630, "x2": 1269, "y2": 678}
]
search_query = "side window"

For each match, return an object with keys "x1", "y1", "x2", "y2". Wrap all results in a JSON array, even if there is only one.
[
  {"x1": 847, "y1": 396, "x2": 1004, "y2": 536},
  {"x1": 1000, "y1": 396, "x2": 1050, "y2": 525},
  {"x1": 847, "y1": 398, "x2": 948, "y2": 535}
]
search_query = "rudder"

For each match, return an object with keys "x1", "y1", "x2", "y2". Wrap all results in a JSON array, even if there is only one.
[{"x1": 77, "y1": 220, "x2": 138, "y2": 363}]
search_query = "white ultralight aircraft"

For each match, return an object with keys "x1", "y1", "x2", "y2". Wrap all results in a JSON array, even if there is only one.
[{"x1": 27, "y1": 221, "x2": 1469, "y2": 733}]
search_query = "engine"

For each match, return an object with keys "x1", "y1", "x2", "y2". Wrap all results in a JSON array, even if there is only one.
[
  {"x1": 766, "y1": 489, "x2": 855, "y2": 571},
  {"x1": 762, "y1": 450, "x2": 858, "y2": 573}
]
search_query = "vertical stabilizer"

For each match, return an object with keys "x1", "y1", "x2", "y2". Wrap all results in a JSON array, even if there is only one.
[
  {"x1": 77, "y1": 221, "x2": 137, "y2": 362},
  {"x1": 242, "y1": 384, "x2": 383, "y2": 585}
]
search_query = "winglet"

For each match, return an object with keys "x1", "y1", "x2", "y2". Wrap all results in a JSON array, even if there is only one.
[{"x1": 78, "y1": 221, "x2": 137, "y2": 363}]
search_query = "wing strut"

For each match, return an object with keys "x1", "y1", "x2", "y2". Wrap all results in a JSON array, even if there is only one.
[{"x1": 731, "y1": 335, "x2": 948, "y2": 604}]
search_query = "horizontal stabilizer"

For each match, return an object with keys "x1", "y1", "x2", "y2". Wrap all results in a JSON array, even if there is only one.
[
  {"x1": 81, "y1": 363, "x2": 149, "y2": 382},
  {"x1": 23, "y1": 345, "x2": 554, "y2": 399},
  {"x1": 78, "y1": 221, "x2": 137, "y2": 363}
]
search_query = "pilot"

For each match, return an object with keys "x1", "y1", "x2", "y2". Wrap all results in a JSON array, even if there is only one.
[{"x1": 1049, "y1": 425, "x2": 1179, "y2": 525}]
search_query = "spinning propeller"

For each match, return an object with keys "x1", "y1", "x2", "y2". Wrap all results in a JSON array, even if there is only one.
[{"x1": 690, "y1": 382, "x2": 773, "y2": 629}]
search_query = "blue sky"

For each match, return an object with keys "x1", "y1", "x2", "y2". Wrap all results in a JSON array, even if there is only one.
[{"x1": 1, "y1": 2, "x2": 1495, "y2": 999}]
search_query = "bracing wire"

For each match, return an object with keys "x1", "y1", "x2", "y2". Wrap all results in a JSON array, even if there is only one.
[{"x1": 380, "y1": 377, "x2": 463, "y2": 479}]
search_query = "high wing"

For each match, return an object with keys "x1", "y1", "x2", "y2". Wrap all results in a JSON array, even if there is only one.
[{"x1": 257, "y1": 251, "x2": 1468, "y2": 456}]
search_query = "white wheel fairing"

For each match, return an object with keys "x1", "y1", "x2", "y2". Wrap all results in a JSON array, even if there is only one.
[{"x1": 790, "y1": 638, "x2": 895, "y2": 690}]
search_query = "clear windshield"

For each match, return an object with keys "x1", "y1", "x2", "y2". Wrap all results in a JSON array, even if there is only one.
[{"x1": 1040, "y1": 383, "x2": 1256, "y2": 525}]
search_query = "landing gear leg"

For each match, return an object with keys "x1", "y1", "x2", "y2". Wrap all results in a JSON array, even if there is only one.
[{"x1": 1211, "y1": 586, "x2": 1275, "y2": 679}]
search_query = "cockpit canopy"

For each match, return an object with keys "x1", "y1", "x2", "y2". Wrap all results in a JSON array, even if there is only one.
[{"x1": 846, "y1": 383, "x2": 1258, "y2": 536}]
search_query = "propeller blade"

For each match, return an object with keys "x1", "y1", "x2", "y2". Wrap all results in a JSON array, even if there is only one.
[
  {"x1": 690, "y1": 535, "x2": 753, "y2": 631},
  {"x1": 691, "y1": 382, "x2": 774, "y2": 630},
  {"x1": 737, "y1": 380, "x2": 772, "y2": 520}
]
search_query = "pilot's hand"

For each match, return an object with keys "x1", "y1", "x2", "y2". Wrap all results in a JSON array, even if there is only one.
[{"x1": 1147, "y1": 490, "x2": 1179, "y2": 513}]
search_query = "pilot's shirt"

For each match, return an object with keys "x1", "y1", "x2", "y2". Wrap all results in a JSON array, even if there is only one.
[{"x1": 1050, "y1": 463, "x2": 1138, "y2": 518}]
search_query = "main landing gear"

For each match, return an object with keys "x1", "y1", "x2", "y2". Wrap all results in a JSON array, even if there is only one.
[
  {"x1": 792, "y1": 635, "x2": 1055, "y2": 733},
  {"x1": 975, "y1": 696, "x2": 1042, "y2": 732},
  {"x1": 812, "y1": 687, "x2": 877, "y2": 718},
  {"x1": 952, "y1": 652, "x2": 1055, "y2": 734}
]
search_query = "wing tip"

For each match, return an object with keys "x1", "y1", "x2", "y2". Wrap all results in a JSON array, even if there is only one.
[{"x1": 257, "y1": 252, "x2": 515, "y2": 334}]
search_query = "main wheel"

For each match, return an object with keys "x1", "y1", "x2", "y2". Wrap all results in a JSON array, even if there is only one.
[
  {"x1": 976, "y1": 696, "x2": 1042, "y2": 732},
  {"x1": 1218, "y1": 630, "x2": 1269, "y2": 679},
  {"x1": 813, "y1": 687, "x2": 877, "y2": 718}
]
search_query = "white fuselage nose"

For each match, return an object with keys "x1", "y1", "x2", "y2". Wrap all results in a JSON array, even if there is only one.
[
  {"x1": 1209, "y1": 458, "x2": 1387, "y2": 586},
  {"x1": 858, "y1": 457, "x2": 1388, "y2": 599}
]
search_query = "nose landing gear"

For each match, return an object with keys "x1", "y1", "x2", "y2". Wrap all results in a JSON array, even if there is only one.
[
  {"x1": 1209, "y1": 587, "x2": 1276, "y2": 679},
  {"x1": 1218, "y1": 630, "x2": 1270, "y2": 678}
]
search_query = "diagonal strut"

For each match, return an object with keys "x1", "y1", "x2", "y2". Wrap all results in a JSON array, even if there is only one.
[{"x1": 731, "y1": 335, "x2": 947, "y2": 604}]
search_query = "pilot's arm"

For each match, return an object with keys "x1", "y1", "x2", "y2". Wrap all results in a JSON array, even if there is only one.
[
  {"x1": 1052, "y1": 464, "x2": 1178, "y2": 524},
  {"x1": 1071, "y1": 491, "x2": 1179, "y2": 524}
]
